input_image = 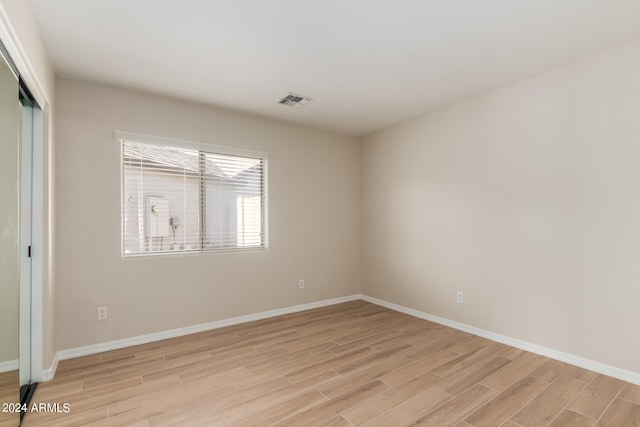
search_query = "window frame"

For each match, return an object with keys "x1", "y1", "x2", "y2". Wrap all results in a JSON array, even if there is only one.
[{"x1": 116, "y1": 131, "x2": 269, "y2": 257}]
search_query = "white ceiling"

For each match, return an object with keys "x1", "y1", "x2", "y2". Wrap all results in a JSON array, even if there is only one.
[{"x1": 30, "y1": 0, "x2": 640, "y2": 137}]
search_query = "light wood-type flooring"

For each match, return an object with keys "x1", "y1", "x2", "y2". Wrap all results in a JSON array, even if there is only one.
[
  {"x1": 21, "y1": 301, "x2": 640, "y2": 426},
  {"x1": 0, "y1": 370, "x2": 20, "y2": 427}
]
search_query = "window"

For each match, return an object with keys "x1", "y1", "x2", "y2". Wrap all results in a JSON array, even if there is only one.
[{"x1": 119, "y1": 133, "x2": 267, "y2": 256}]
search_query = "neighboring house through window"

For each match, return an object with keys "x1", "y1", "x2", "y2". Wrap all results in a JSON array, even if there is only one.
[{"x1": 117, "y1": 132, "x2": 267, "y2": 256}]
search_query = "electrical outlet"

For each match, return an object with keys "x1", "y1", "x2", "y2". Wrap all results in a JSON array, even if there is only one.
[
  {"x1": 456, "y1": 292, "x2": 464, "y2": 304},
  {"x1": 98, "y1": 306, "x2": 108, "y2": 320},
  {"x1": 298, "y1": 279, "x2": 304, "y2": 289}
]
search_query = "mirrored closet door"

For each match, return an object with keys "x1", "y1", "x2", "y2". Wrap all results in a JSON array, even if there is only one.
[
  {"x1": 0, "y1": 46, "x2": 21, "y2": 427},
  {"x1": 1, "y1": 42, "x2": 37, "y2": 426}
]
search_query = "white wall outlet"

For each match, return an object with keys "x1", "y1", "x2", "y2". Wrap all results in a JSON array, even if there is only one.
[
  {"x1": 298, "y1": 279, "x2": 304, "y2": 289},
  {"x1": 456, "y1": 292, "x2": 464, "y2": 304},
  {"x1": 98, "y1": 306, "x2": 108, "y2": 320}
]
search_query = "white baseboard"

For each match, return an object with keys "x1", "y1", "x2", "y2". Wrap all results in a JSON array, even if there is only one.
[
  {"x1": 0, "y1": 359, "x2": 18, "y2": 373},
  {"x1": 50, "y1": 293, "x2": 640, "y2": 387},
  {"x1": 361, "y1": 294, "x2": 640, "y2": 386},
  {"x1": 41, "y1": 352, "x2": 59, "y2": 381},
  {"x1": 56, "y1": 295, "x2": 362, "y2": 362}
]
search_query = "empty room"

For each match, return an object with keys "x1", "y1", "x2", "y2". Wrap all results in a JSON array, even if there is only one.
[{"x1": 1, "y1": 0, "x2": 640, "y2": 426}]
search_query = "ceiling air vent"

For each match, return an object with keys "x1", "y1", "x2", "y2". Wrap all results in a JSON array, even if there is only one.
[{"x1": 278, "y1": 92, "x2": 313, "y2": 108}]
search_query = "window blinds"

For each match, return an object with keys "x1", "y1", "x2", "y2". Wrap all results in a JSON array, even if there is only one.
[{"x1": 122, "y1": 140, "x2": 265, "y2": 256}]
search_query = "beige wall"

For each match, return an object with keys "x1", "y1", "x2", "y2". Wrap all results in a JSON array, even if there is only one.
[
  {"x1": 55, "y1": 77, "x2": 361, "y2": 351},
  {"x1": 0, "y1": 0, "x2": 56, "y2": 375},
  {"x1": 361, "y1": 40, "x2": 640, "y2": 374}
]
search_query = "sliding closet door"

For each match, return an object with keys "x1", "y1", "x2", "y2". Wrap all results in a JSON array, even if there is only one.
[
  {"x1": 19, "y1": 98, "x2": 33, "y2": 389},
  {"x1": 0, "y1": 53, "x2": 20, "y2": 426}
]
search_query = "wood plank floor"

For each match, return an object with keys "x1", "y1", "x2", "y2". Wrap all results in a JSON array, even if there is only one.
[
  {"x1": 0, "y1": 370, "x2": 20, "y2": 427},
  {"x1": 21, "y1": 301, "x2": 640, "y2": 426}
]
